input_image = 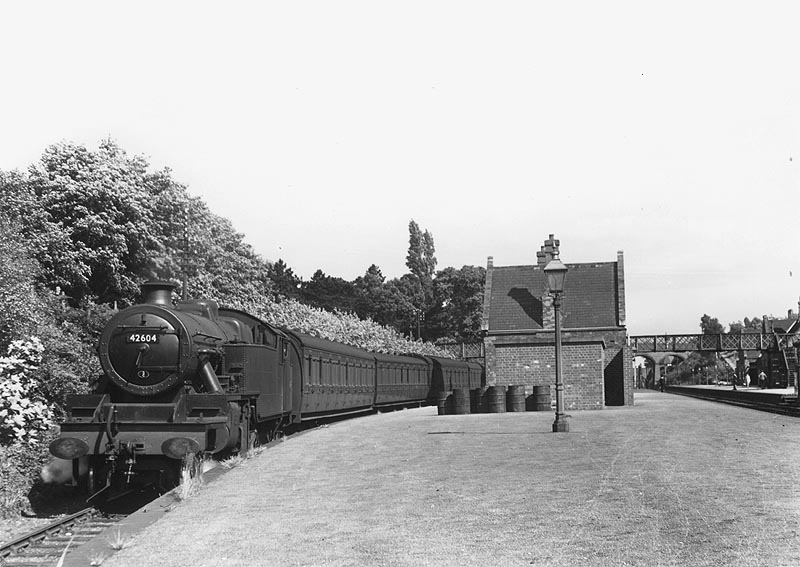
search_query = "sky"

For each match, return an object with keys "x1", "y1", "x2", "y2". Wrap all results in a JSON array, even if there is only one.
[{"x1": 0, "y1": 2, "x2": 798, "y2": 336}]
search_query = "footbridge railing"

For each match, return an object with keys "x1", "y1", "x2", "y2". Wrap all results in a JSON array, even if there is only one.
[{"x1": 630, "y1": 333, "x2": 797, "y2": 353}]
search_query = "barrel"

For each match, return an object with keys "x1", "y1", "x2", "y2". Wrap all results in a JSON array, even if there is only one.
[
  {"x1": 451, "y1": 388, "x2": 471, "y2": 414},
  {"x1": 435, "y1": 391, "x2": 450, "y2": 416},
  {"x1": 527, "y1": 385, "x2": 551, "y2": 411},
  {"x1": 485, "y1": 386, "x2": 507, "y2": 413},
  {"x1": 506, "y1": 385, "x2": 527, "y2": 412},
  {"x1": 470, "y1": 387, "x2": 487, "y2": 413}
]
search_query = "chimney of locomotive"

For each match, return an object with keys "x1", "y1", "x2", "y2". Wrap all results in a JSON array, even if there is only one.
[{"x1": 141, "y1": 281, "x2": 177, "y2": 306}]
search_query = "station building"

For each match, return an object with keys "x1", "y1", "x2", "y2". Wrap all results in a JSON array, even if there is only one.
[{"x1": 481, "y1": 235, "x2": 634, "y2": 409}]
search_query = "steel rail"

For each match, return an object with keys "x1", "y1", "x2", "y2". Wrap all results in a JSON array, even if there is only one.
[{"x1": 0, "y1": 507, "x2": 123, "y2": 566}]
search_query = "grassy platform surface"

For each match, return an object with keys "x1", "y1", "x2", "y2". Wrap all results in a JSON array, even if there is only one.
[{"x1": 102, "y1": 391, "x2": 800, "y2": 567}]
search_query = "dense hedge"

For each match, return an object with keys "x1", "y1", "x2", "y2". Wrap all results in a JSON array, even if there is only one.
[{"x1": 233, "y1": 294, "x2": 450, "y2": 357}]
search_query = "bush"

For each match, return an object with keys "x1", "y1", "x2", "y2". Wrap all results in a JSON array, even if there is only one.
[
  {"x1": 0, "y1": 435, "x2": 56, "y2": 517},
  {"x1": 669, "y1": 352, "x2": 732, "y2": 385},
  {"x1": 32, "y1": 298, "x2": 111, "y2": 419},
  {"x1": 0, "y1": 338, "x2": 54, "y2": 446},
  {"x1": 233, "y1": 294, "x2": 451, "y2": 357}
]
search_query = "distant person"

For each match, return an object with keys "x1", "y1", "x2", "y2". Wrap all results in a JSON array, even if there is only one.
[
  {"x1": 659, "y1": 376, "x2": 665, "y2": 392},
  {"x1": 744, "y1": 372, "x2": 751, "y2": 388},
  {"x1": 758, "y1": 370, "x2": 767, "y2": 389}
]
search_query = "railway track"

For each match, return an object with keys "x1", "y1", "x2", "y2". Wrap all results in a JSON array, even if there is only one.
[
  {"x1": 0, "y1": 507, "x2": 124, "y2": 567},
  {"x1": 0, "y1": 423, "x2": 347, "y2": 566},
  {"x1": 666, "y1": 386, "x2": 800, "y2": 417}
]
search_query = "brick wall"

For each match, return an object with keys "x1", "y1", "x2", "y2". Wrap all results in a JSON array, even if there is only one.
[
  {"x1": 484, "y1": 327, "x2": 634, "y2": 408},
  {"x1": 492, "y1": 341, "x2": 605, "y2": 410}
]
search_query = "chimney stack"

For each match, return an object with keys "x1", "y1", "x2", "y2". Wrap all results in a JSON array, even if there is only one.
[
  {"x1": 141, "y1": 281, "x2": 177, "y2": 306},
  {"x1": 536, "y1": 234, "x2": 560, "y2": 267}
]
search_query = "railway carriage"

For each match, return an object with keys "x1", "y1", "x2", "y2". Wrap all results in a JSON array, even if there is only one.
[
  {"x1": 374, "y1": 353, "x2": 431, "y2": 408},
  {"x1": 428, "y1": 356, "x2": 484, "y2": 393},
  {"x1": 288, "y1": 331, "x2": 376, "y2": 420}
]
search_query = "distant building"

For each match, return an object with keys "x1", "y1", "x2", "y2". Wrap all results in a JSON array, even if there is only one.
[
  {"x1": 481, "y1": 235, "x2": 633, "y2": 409},
  {"x1": 757, "y1": 307, "x2": 800, "y2": 388}
]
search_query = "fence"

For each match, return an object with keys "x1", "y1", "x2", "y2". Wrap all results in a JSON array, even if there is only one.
[{"x1": 435, "y1": 341, "x2": 485, "y2": 361}]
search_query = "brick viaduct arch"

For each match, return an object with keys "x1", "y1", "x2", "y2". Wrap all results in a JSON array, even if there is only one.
[{"x1": 635, "y1": 352, "x2": 689, "y2": 389}]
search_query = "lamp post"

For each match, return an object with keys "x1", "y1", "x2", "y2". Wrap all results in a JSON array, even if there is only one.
[{"x1": 544, "y1": 253, "x2": 569, "y2": 433}]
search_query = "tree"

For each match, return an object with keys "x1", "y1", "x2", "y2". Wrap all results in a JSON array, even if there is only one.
[
  {"x1": 267, "y1": 259, "x2": 301, "y2": 299},
  {"x1": 743, "y1": 317, "x2": 763, "y2": 332},
  {"x1": 369, "y1": 275, "x2": 423, "y2": 337},
  {"x1": 728, "y1": 321, "x2": 744, "y2": 335},
  {"x1": 670, "y1": 351, "x2": 731, "y2": 385},
  {"x1": 353, "y1": 264, "x2": 386, "y2": 319},
  {"x1": 0, "y1": 141, "x2": 163, "y2": 305},
  {"x1": 426, "y1": 265, "x2": 486, "y2": 341},
  {"x1": 403, "y1": 220, "x2": 438, "y2": 338},
  {"x1": 0, "y1": 140, "x2": 275, "y2": 309},
  {"x1": 182, "y1": 205, "x2": 274, "y2": 305},
  {"x1": 405, "y1": 220, "x2": 437, "y2": 282},
  {"x1": 300, "y1": 270, "x2": 357, "y2": 312},
  {"x1": 700, "y1": 314, "x2": 725, "y2": 335},
  {"x1": 0, "y1": 216, "x2": 42, "y2": 349}
]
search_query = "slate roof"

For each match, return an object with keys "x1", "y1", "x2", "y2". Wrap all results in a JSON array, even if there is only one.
[
  {"x1": 770, "y1": 316, "x2": 799, "y2": 334},
  {"x1": 487, "y1": 261, "x2": 621, "y2": 331}
]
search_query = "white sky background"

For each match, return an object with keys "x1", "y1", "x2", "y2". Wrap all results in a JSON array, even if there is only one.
[{"x1": 0, "y1": 1, "x2": 798, "y2": 336}]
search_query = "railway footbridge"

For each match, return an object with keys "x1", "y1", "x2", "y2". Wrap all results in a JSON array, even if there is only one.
[{"x1": 630, "y1": 333, "x2": 799, "y2": 391}]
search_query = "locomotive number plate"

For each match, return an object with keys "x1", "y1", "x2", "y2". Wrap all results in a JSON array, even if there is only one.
[{"x1": 126, "y1": 333, "x2": 160, "y2": 344}]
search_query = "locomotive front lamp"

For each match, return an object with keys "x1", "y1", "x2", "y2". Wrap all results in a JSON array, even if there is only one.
[{"x1": 544, "y1": 254, "x2": 569, "y2": 433}]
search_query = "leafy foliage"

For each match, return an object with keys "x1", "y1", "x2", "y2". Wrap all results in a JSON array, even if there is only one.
[
  {"x1": 1, "y1": 142, "x2": 161, "y2": 305},
  {"x1": 0, "y1": 141, "x2": 274, "y2": 309},
  {"x1": 32, "y1": 298, "x2": 112, "y2": 418},
  {"x1": 428, "y1": 265, "x2": 486, "y2": 341},
  {"x1": 699, "y1": 314, "x2": 725, "y2": 335},
  {"x1": 406, "y1": 219, "x2": 437, "y2": 282},
  {"x1": 267, "y1": 259, "x2": 301, "y2": 299},
  {"x1": 728, "y1": 316, "x2": 763, "y2": 334},
  {"x1": 230, "y1": 294, "x2": 449, "y2": 357},
  {"x1": 0, "y1": 440, "x2": 59, "y2": 517},
  {"x1": 667, "y1": 352, "x2": 732, "y2": 385},
  {"x1": 0, "y1": 338, "x2": 54, "y2": 446},
  {"x1": 0, "y1": 215, "x2": 42, "y2": 348},
  {"x1": 300, "y1": 270, "x2": 357, "y2": 312}
]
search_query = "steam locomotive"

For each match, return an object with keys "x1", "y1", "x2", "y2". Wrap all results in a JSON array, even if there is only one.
[{"x1": 49, "y1": 281, "x2": 483, "y2": 497}]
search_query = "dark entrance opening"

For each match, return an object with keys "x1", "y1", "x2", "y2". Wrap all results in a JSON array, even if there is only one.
[{"x1": 604, "y1": 349, "x2": 626, "y2": 406}]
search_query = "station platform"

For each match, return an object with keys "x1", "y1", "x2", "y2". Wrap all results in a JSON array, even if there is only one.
[
  {"x1": 96, "y1": 391, "x2": 800, "y2": 567},
  {"x1": 668, "y1": 383, "x2": 795, "y2": 396}
]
